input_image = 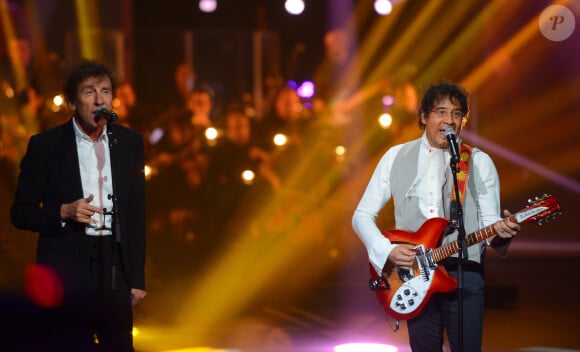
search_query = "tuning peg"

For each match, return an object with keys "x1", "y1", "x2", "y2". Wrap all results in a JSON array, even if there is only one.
[{"x1": 528, "y1": 198, "x2": 533, "y2": 204}]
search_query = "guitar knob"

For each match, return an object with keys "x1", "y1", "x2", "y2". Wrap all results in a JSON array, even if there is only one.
[
  {"x1": 404, "y1": 289, "x2": 411, "y2": 296},
  {"x1": 408, "y1": 299, "x2": 415, "y2": 306},
  {"x1": 397, "y1": 294, "x2": 402, "y2": 300}
]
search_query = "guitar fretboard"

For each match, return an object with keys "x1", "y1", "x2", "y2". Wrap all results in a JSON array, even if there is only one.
[{"x1": 431, "y1": 224, "x2": 498, "y2": 263}]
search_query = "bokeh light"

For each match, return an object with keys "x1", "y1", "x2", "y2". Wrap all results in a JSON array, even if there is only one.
[
  {"x1": 273, "y1": 133, "x2": 288, "y2": 146},
  {"x1": 284, "y1": 0, "x2": 305, "y2": 15},
  {"x1": 374, "y1": 0, "x2": 393, "y2": 16},
  {"x1": 24, "y1": 264, "x2": 63, "y2": 308},
  {"x1": 378, "y1": 113, "x2": 393, "y2": 129},
  {"x1": 297, "y1": 80, "x2": 315, "y2": 98},
  {"x1": 199, "y1": 0, "x2": 217, "y2": 13}
]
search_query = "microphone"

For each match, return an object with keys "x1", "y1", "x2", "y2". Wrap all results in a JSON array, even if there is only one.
[
  {"x1": 95, "y1": 105, "x2": 118, "y2": 123},
  {"x1": 444, "y1": 128, "x2": 460, "y2": 163}
]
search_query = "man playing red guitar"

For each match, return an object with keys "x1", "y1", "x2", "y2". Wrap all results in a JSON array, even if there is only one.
[{"x1": 352, "y1": 81, "x2": 521, "y2": 351}]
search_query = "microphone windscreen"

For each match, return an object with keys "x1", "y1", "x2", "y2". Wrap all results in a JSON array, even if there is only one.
[{"x1": 444, "y1": 128, "x2": 456, "y2": 138}]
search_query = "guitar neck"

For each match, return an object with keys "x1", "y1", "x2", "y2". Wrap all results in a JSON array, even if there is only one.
[{"x1": 431, "y1": 217, "x2": 514, "y2": 263}]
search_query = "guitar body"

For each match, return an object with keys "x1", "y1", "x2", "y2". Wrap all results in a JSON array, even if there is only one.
[{"x1": 369, "y1": 217, "x2": 458, "y2": 320}]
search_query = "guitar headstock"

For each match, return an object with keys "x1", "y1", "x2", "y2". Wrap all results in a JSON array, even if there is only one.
[{"x1": 514, "y1": 194, "x2": 562, "y2": 225}]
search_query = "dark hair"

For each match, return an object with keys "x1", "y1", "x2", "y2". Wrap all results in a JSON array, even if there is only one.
[
  {"x1": 417, "y1": 81, "x2": 469, "y2": 129},
  {"x1": 63, "y1": 60, "x2": 117, "y2": 105}
]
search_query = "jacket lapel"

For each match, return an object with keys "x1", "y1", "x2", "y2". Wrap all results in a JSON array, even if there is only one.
[{"x1": 59, "y1": 119, "x2": 84, "y2": 200}]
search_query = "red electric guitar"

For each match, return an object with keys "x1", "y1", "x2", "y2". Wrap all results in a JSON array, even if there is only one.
[{"x1": 369, "y1": 194, "x2": 561, "y2": 321}]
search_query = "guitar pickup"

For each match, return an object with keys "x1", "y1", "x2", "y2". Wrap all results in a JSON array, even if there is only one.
[
  {"x1": 425, "y1": 248, "x2": 437, "y2": 269},
  {"x1": 414, "y1": 245, "x2": 436, "y2": 281}
]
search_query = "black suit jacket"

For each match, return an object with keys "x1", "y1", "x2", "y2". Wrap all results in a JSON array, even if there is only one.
[{"x1": 11, "y1": 119, "x2": 146, "y2": 293}]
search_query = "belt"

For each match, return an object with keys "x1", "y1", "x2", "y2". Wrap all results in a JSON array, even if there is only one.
[{"x1": 441, "y1": 257, "x2": 483, "y2": 274}]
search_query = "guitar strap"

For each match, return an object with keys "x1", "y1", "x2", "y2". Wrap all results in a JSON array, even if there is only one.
[{"x1": 451, "y1": 143, "x2": 473, "y2": 207}]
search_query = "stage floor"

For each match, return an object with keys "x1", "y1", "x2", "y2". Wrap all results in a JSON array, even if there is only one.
[{"x1": 129, "y1": 255, "x2": 580, "y2": 352}]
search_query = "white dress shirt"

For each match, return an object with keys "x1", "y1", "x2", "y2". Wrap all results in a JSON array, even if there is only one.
[{"x1": 73, "y1": 118, "x2": 114, "y2": 235}]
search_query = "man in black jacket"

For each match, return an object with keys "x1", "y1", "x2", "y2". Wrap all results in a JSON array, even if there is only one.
[{"x1": 11, "y1": 60, "x2": 146, "y2": 351}]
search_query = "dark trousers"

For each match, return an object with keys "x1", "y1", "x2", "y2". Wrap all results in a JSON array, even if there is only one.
[
  {"x1": 407, "y1": 270, "x2": 485, "y2": 352},
  {"x1": 27, "y1": 291, "x2": 133, "y2": 352},
  {"x1": 33, "y1": 236, "x2": 134, "y2": 352}
]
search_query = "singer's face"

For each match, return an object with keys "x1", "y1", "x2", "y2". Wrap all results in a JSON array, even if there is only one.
[
  {"x1": 421, "y1": 96, "x2": 463, "y2": 149},
  {"x1": 71, "y1": 75, "x2": 113, "y2": 135}
]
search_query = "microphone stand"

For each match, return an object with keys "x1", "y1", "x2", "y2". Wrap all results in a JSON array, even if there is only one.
[
  {"x1": 449, "y1": 155, "x2": 466, "y2": 352},
  {"x1": 105, "y1": 121, "x2": 122, "y2": 292}
]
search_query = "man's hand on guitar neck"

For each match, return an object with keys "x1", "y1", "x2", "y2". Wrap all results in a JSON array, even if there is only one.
[
  {"x1": 493, "y1": 209, "x2": 521, "y2": 239},
  {"x1": 386, "y1": 244, "x2": 416, "y2": 270}
]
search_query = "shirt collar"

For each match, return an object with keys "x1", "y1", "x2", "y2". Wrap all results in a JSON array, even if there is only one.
[
  {"x1": 420, "y1": 131, "x2": 462, "y2": 154},
  {"x1": 421, "y1": 132, "x2": 443, "y2": 154},
  {"x1": 73, "y1": 116, "x2": 108, "y2": 144}
]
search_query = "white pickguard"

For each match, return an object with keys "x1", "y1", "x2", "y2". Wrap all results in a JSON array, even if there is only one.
[{"x1": 389, "y1": 273, "x2": 433, "y2": 315}]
